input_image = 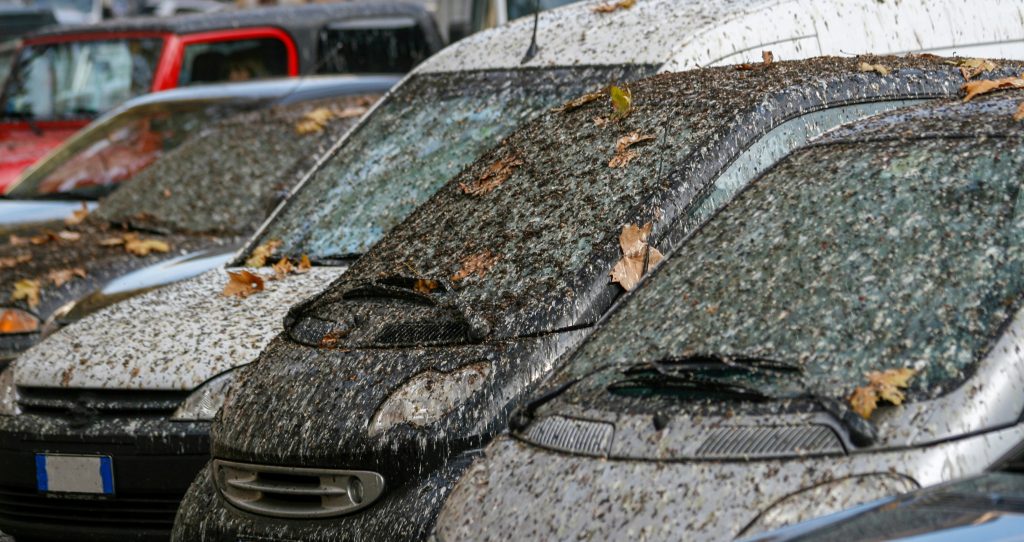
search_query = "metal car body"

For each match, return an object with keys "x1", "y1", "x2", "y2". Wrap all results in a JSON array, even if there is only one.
[
  {"x1": 0, "y1": 75, "x2": 394, "y2": 363},
  {"x1": 0, "y1": 1, "x2": 443, "y2": 190},
  {"x1": 172, "y1": 52, "x2": 1023, "y2": 541},
  {"x1": 432, "y1": 92, "x2": 1024, "y2": 542}
]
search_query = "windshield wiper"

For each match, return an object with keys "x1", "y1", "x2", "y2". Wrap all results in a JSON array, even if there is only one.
[
  {"x1": 610, "y1": 370, "x2": 771, "y2": 402},
  {"x1": 644, "y1": 353, "x2": 805, "y2": 375},
  {"x1": 305, "y1": 254, "x2": 360, "y2": 267}
]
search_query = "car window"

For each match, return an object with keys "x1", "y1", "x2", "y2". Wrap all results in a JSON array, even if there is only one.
[
  {"x1": 178, "y1": 38, "x2": 288, "y2": 85},
  {"x1": 316, "y1": 19, "x2": 433, "y2": 74},
  {"x1": 1, "y1": 38, "x2": 163, "y2": 120},
  {"x1": 569, "y1": 137, "x2": 1024, "y2": 401},
  {"x1": 253, "y1": 65, "x2": 656, "y2": 263}
]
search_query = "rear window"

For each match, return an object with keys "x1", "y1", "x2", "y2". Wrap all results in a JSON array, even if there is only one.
[
  {"x1": 178, "y1": 38, "x2": 288, "y2": 85},
  {"x1": 316, "y1": 18, "x2": 432, "y2": 74}
]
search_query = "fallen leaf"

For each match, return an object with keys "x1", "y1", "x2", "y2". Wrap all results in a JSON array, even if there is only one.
[
  {"x1": 30, "y1": 232, "x2": 55, "y2": 245},
  {"x1": 552, "y1": 91, "x2": 603, "y2": 113},
  {"x1": 295, "y1": 107, "x2": 334, "y2": 134},
  {"x1": 98, "y1": 237, "x2": 126, "y2": 247},
  {"x1": 8, "y1": 235, "x2": 30, "y2": 246},
  {"x1": 859, "y1": 62, "x2": 891, "y2": 76},
  {"x1": 222, "y1": 270, "x2": 265, "y2": 298},
  {"x1": 57, "y1": 230, "x2": 81, "y2": 241},
  {"x1": 609, "y1": 85, "x2": 632, "y2": 121},
  {"x1": 11, "y1": 279, "x2": 40, "y2": 309},
  {"x1": 271, "y1": 257, "x2": 294, "y2": 280},
  {"x1": 950, "y1": 58, "x2": 997, "y2": 80},
  {"x1": 1015, "y1": 102, "x2": 1024, "y2": 122},
  {"x1": 124, "y1": 237, "x2": 170, "y2": 256},
  {"x1": 962, "y1": 74, "x2": 1024, "y2": 102},
  {"x1": 413, "y1": 278, "x2": 440, "y2": 294},
  {"x1": 459, "y1": 154, "x2": 523, "y2": 196},
  {"x1": 245, "y1": 239, "x2": 282, "y2": 267},
  {"x1": 735, "y1": 51, "x2": 774, "y2": 71},
  {"x1": 591, "y1": 0, "x2": 635, "y2": 13},
  {"x1": 848, "y1": 367, "x2": 917, "y2": 419},
  {"x1": 64, "y1": 202, "x2": 89, "y2": 226},
  {"x1": 762, "y1": 50, "x2": 774, "y2": 65},
  {"x1": 610, "y1": 222, "x2": 664, "y2": 291},
  {"x1": 451, "y1": 250, "x2": 499, "y2": 282},
  {"x1": 297, "y1": 254, "x2": 312, "y2": 273},
  {"x1": 0, "y1": 254, "x2": 31, "y2": 269},
  {"x1": 593, "y1": 116, "x2": 609, "y2": 127},
  {"x1": 608, "y1": 132, "x2": 656, "y2": 168},
  {"x1": 47, "y1": 267, "x2": 86, "y2": 287}
]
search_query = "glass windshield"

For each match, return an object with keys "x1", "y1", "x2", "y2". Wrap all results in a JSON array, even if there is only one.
[
  {"x1": 95, "y1": 94, "x2": 381, "y2": 235},
  {"x1": 8, "y1": 98, "x2": 267, "y2": 200},
  {"x1": 2, "y1": 38, "x2": 163, "y2": 120},
  {"x1": 254, "y1": 65, "x2": 654, "y2": 262},
  {"x1": 569, "y1": 137, "x2": 1024, "y2": 400}
]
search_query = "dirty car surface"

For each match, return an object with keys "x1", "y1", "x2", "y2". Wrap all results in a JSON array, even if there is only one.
[
  {"x1": 168, "y1": 55, "x2": 1000, "y2": 542},
  {"x1": 432, "y1": 92, "x2": 1024, "y2": 542}
]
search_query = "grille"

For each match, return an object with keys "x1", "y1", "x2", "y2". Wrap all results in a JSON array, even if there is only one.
[
  {"x1": 696, "y1": 425, "x2": 843, "y2": 458},
  {"x1": 0, "y1": 487, "x2": 180, "y2": 530},
  {"x1": 16, "y1": 387, "x2": 189, "y2": 417},
  {"x1": 371, "y1": 321, "x2": 469, "y2": 347},
  {"x1": 523, "y1": 416, "x2": 614, "y2": 457},
  {"x1": 214, "y1": 459, "x2": 385, "y2": 519}
]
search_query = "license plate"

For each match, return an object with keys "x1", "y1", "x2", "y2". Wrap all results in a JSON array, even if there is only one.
[{"x1": 35, "y1": 454, "x2": 114, "y2": 495}]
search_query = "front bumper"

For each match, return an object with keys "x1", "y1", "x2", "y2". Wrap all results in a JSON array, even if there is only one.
[
  {"x1": 172, "y1": 450, "x2": 480, "y2": 542},
  {"x1": 0, "y1": 413, "x2": 209, "y2": 542}
]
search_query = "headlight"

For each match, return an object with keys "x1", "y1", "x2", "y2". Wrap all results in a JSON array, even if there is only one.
[
  {"x1": 368, "y1": 362, "x2": 490, "y2": 436},
  {"x1": 0, "y1": 367, "x2": 20, "y2": 416},
  {"x1": 741, "y1": 473, "x2": 917, "y2": 537},
  {"x1": 170, "y1": 370, "x2": 237, "y2": 421},
  {"x1": 0, "y1": 309, "x2": 39, "y2": 334}
]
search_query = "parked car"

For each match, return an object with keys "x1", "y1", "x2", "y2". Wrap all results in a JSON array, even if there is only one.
[
  {"x1": 1, "y1": 76, "x2": 395, "y2": 230},
  {"x1": 0, "y1": 1, "x2": 443, "y2": 190},
  {"x1": 431, "y1": 89, "x2": 1024, "y2": 542},
  {"x1": 171, "y1": 53, "x2": 1022, "y2": 542},
  {"x1": 0, "y1": 75, "x2": 393, "y2": 364}
]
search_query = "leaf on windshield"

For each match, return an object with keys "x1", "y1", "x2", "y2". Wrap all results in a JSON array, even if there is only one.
[
  {"x1": 949, "y1": 58, "x2": 997, "y2": 80},
  {"x1": 459, "y1": 153, "x2": 523, "y2": 196},
  {"x1": 610, "y1": 85, "x2": 632, "y2": 121},
  {"x1": 414, "y1": 278, "x2": 440, "y2": 294},
  {"x1": 295, "y1": 105, "x2": 369, "y2": 135},
  {"x1": 592, "y1": 0, "x2": 635, "y2": 13},
  {"x1": 0, "y1": 254, "x2": 31, "y2": 270},
  {"x1": 222, "y1": 270, "x2": 265, "y2": 298},
  {"x1": 270, "y1": 257, "x2": 294, "y2": 280},
  {"x1": 848, "y1": 367, "x2": 917, "y2": 419},
  {"x1": 451, "y1": 250, "x2": 499, "y2": 282},
  {"x1": 962, "y1": 75, "x2": 1024, "y2": 102},
  {"x1": 47, "y1": 267, "x2": 86, "y2": 288},
  {"x1": 736, "y1": 50, "x2": 774, "y2": 71},
  {"x1": 608, "y1": 132, "x2": 656, "y2": 168},
  {"x1": 552, "y1": 90, "x2": 604, "y2": 113},
  {"x1": 11, "y1": 279, "x2": 40, "y2": 309},
  {"x1": 858, "y1": 62, "x2": 890, "y2": 76},
  {"x1": 124, "y1": 235, "x2": 170, "y2": 257},
  {"x1": 610, "y1": 222, "x2": 664, "y2": 291},
  {"x1": 1015, "y1": 102, "x2": 1024, "y2": 122},
  {"x1": 246, "y1": 239, "x2": 282, "y2": 267},
  {"x1": 64, "y1": 202, "x2": 89, "y2": 226}
]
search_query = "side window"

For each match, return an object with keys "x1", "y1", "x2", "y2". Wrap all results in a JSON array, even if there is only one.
[
  {"x1": 178, "y1": 38, "x2": 288, "y2": 86},
  {"x1": 316, "y1": 19, "x2": 432, "y2": 74}
]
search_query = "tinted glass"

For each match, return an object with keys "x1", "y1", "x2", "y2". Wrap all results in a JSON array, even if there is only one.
[
  {"x1": 178, "y1": 38, "x2": 288, "y2": 85},
  {"x1": 570, "y1": 137, "x2": 1024, "y2": 400},
  {"x1": 317, "y1": 20, "x2": 432, "y2": 74},
  {"x1": 2, "y1": 38, "x2": 162, "y2": 120}
]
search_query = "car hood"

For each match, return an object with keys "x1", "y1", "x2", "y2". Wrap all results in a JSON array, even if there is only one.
[{"x1": 13, "y1": 266, "x2": 345, "y2": 391}]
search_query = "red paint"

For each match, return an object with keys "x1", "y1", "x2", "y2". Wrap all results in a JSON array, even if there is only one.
[{"x1": 0, "y1": 122, "x2": 85, "y2": 192}]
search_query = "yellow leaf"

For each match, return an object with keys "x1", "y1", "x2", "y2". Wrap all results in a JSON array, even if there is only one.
[
  {"x1": 858, "y1": 62, "x2": 890, "y2": 76},
  {"x1": 610, "y1": 223, "x2": 663, "y2": 291},
  {"x1": 459, "y1": 153, "x2": 523, "y2": 196},
  {"x1": 451, "y1": 250, "x2": 499, "y2": 282},
  {"x1": 297, "y1": 254, "x2": 312, "y2": 273},
  {"x1": 0, "y1": 254, "x2": 31, "y2": 269},
  {"x1": 591, "y1": 0, "x2": 635, "y2": 13},
  {"x1": 47, "y1": 267, "x2": 86, "y2": 287},
  {"x1": 551, "y1": 90, "x2": 603, "y2": 113},
  {"x1": 848, "y1": 367, "x2": 917, "y2": 419},
  {"x1": 11, "y1": 279, "x2": 40, "y2": 309},
  {"x1": 124, "y1": 237, "x2": 170, "y2": 256},
  {"x1": 245, "y1": 239, "x2": 282, "y2": 267},
  {"x1": 962, "y1": 74, "x2": 1024, "y2": 102},
  {"x1": 608, "y1": 132, "x2": 655, "y2": 168},
  {"x1": 222, "y1": 270, "x2": 265, "y2": 298},
  {"x1": 610, "y1": 85, "x2": 632, "y2": 121},
  {"x1": 848, "y1": 386, "x2": 879, "y2": 420},
  {"x1": 295, "y1": 107, "x2": 335, "y2": 135},
  {"x1": 64, "y1": 202, "x2": 89, "y2": 226}
]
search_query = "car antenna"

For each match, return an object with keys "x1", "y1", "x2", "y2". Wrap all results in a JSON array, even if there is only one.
[{"x1": 521, "y1": 0, "x2": 540, "y2": 64}]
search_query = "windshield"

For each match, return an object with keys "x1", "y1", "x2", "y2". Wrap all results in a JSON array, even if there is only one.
[
  {"x1": 2, "y1": 38, "x2": 163, "y2": 121},
  {"x1": 567, "y1": 137, "x2": 1024, "y2": 401},
  {"x1": 253, "y1": 65, "x2": 655, "y2": 262},
  {"x1": 94, "y1": 94, "x2": 380, "y2": 235},
  {"x1": 7, "y1": 98, "x2": 268, "y2": 200}
]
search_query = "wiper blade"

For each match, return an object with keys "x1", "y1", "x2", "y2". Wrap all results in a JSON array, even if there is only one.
[
  {"x1": 610, "y1": 370, "x2": 771, "y2": 402},
  {"x1": 304, "y1": 254, "x2": 360, "y2": 266},
  {"x1": 648, "y1": 353, "x2": 804, "y2": 374}
]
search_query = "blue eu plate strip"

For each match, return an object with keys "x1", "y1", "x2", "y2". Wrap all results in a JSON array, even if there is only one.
[
  {"x1": 34, "y1": 454, "x2": 47, "y2": 492},
  {"x1": 99, "y1": 456, "x2": 114, "y2": 494}
]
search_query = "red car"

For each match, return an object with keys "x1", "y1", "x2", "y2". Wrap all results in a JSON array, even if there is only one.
[{"x1": 0, "y1": 2, "x2": 442, "y2": 191}]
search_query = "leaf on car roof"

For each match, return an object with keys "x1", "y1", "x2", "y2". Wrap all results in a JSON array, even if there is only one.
[
  {"x1": 592, "y1": 0, "x2": 635, "y2": 13},
  {"x1": 245, "y1": 239, "x2": 282, "y2": 267},
  {"x1": 0, "y1": 254, "x2": 31, "y2": 270},
  {"x1": 222, "y1": 270, "x2": 265, "y2": 298},
  {"x1": 552, "y1": 90, "x2": 604, "y2": 113},
  {"x1": 848, "y1": 367, "x2": 917, "y2": 419},
  {"x1": 47, "y1": 267, "x2": 86, "y2": 288},
  {"x1": 858, "y1": 62, "x2": 891, "y2": 76},
  {"x1": 962, "y1": 75, "x2": 1024, "y2": 102},
  {"x1": 451, "y1": 250, "x2": 499, "y2": 282},
  {"x1": 736, "y1": 50, "x2": 774, "y2": 71},
  {"x1": 459, "y1": 153, "x2": 523, "y2": 196},
  {"x1": 1015, "y1": 102, "x2": 1024, "y2": 122},
  {"x1": 295, "y1": 105, "x2": 369, "y2": 135},
  {"x1": 124, "y1": 235, "x2": 170, "y2": 256},
  {"x1": 608, "y1": 132, "x2": 656, "y2": 168},
  {"x1": 64, "y1": 202, "x2": 89, "y2": 226},
  {"x1": 949, "y1": 58, "x2": 997, "y2": 80},
  {"x1": 11, "y1": 279, "x2": 40, "y2": 309},
  {"x1": 609, "y1": 85, "x2": 632, "y2": 121},
  {"x1": 610, "y1": 222, "x2": 663, "y2": 291}
]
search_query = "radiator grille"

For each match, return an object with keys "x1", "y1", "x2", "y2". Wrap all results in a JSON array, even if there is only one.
[
  {"x1": 0, "y1": 487, "x2": 180, "y2": 531},
  {"x1": 16, "y1": 387, "x2": 189, "y2": 417},
  {"x1": 696, "y1": 425, "x2": 843, "y2": 458},
  {"x1": 523, "y1": 416, "x2": 614, "y2": 457}
]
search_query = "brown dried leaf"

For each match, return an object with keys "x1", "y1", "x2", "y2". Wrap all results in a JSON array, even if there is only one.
[
  {"x1": 848, "y1": 367, "x2": 917, "y2": 419},
  {"x1": 593, "y1": 116, "x2": 609, "y2": 127},
  {"x1": 858, "y1": 62, "x2": 891, "y2": 76},
  {"x1": 608, "y1": 132, "x2": 656, "y2": 168},
  {"x1": 270, "y1": 257, "x2": 294, "y2": 280},
  {"x1": 297, "y1": 254, "x2": 312, "y2": 273},
  {"x1": 222, "y1": 270, "x2": 265, "y2": 298},
  {"x1": 11, "y1": 279, "x2": 40, "y2": 309},
  {"x1": 735, "y1": 51, "x2": 774, "y2": 71},
  {"x1": 552, "y1": 91, "x2": 603, "y2": 113},
  {"x1": 413, "y1": 278, "x2": 440, "y2": 294},
  {"x1": 848, "y1": 386, "x2": 878, "y2": 420},
  {"x1": 8, "y1": 234, "x2": 30, "y2": 246},
  {"x1": 592, "y1": 0, "x2": 635, "y2": 13},
  {"x1": 951, "y1": 58, "x2": 998, "y2": 80},
  {"x1": 459, "y1": 154, "x2": 523, "y2": 196},
  {"x1": 124, "y1": 237, "x2": 170, "y2": 256},
  {"x1": 47, "y1": 267, "x2": 86, "y2": 287},
  {"x1": 0, "y1": 254, "x2": 31, "y2": 269},
  {"x1": 962, "y1": 75, "x2": 1024, "y2": 102},
  {"x1": 30, "y1": 232, "x2": 55, "y2": 245},
  {"x1": 57, "y1": 230, "x2": 81, "y2": 241},
  {"x1": 609, "y1": 223, "x2": 664, "y2": 291},
  {"x1": 64, "y1": 202, "x2": 89, "y2": 226},
  {"x1": 762, "y1": 50, "x2": 774, "y2": 65},
  {"x1": 245, "y1": 239, "x2": 282, "y2": 267},
  {"x1": 1015, "y1": 102, "x2": 1024, "y2": 122},
  {"x1": 451, "y1": 250, "x2": 499, "y2": 282},
  {"x1": 295, "y1": 107, "x2": 335, "y2": 135},
  {"x1": 98, "y1": 237, "x2": 126, "y2": 247}
]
